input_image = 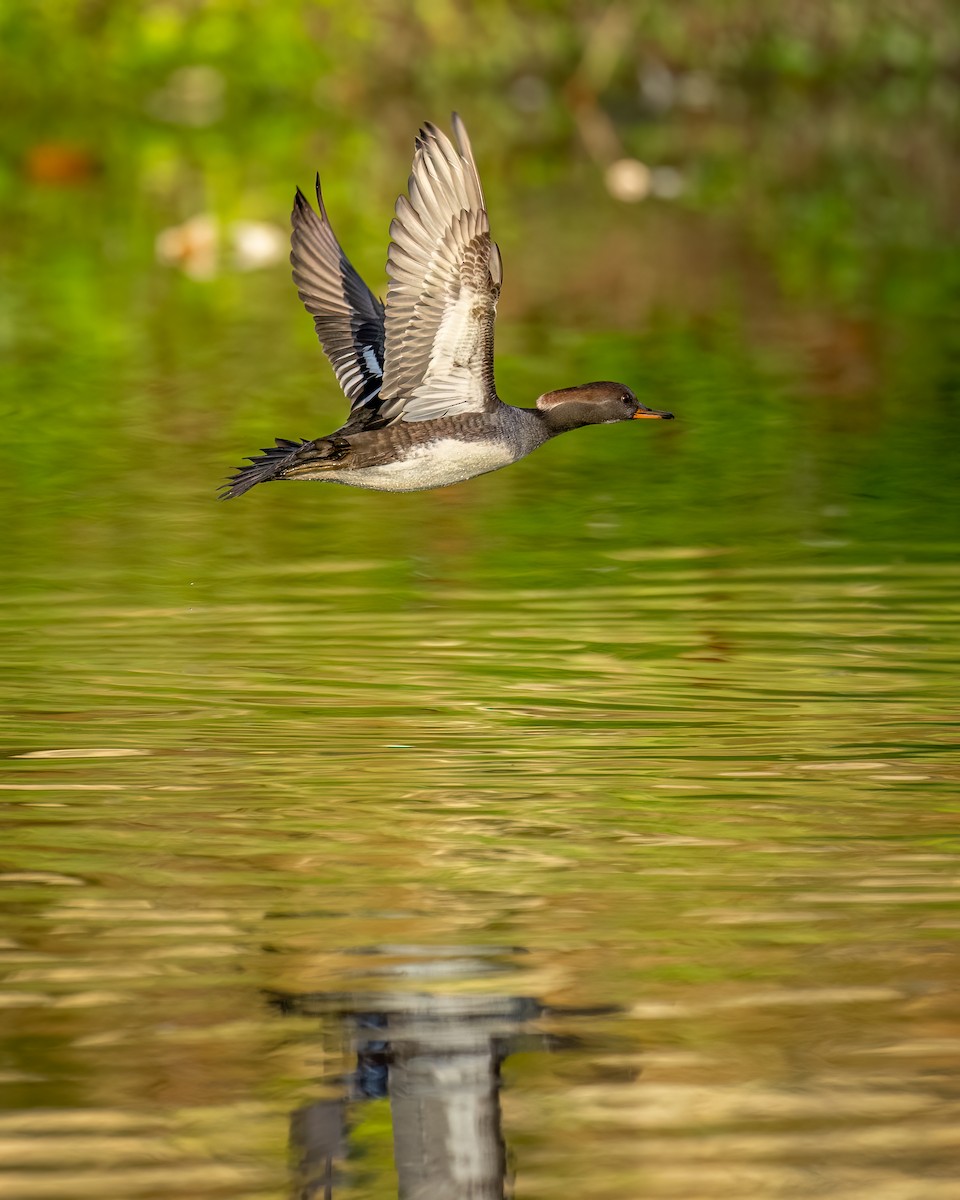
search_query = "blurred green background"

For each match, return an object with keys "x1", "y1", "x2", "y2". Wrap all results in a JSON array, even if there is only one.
[{"x1": 1, "y1": 0, "x2": 958, "y2": 566}]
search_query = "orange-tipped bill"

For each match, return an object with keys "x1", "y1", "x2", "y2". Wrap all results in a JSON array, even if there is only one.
[{"x1": 632, "y1": 405, "x2": 674, "y2": 419}]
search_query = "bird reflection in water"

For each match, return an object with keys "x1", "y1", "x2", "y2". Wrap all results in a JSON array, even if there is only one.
[{"x1": 268, "y1": 945, "x2": 613, "y2": 1199}]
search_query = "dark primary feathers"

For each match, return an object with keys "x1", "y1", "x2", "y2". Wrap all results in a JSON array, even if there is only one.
[{"x1": 290, "y1": 178, "x2": 385, "y2": 432}]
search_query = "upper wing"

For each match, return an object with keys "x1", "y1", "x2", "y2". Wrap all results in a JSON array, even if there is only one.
[
  {"x1": 290, "y1": 179, "x2": 386, "y2": 428},
  {"x1": 378, "y1": 114, "x2": 503, "y2": 423}
]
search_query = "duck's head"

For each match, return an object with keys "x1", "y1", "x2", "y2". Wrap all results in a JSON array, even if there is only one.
[{"x1": 536, "y1": 382, "x2": 673, "y2": 434}]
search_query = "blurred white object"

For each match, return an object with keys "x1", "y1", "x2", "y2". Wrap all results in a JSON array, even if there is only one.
[
  {"x1": 604, "y1": 159, "x2": 687, "y2": 204},
  {"x1": 155, "y1": 213, "x2": 219, "y2": 280},
  {"x1": 156, "y1": 216, "x2": 287, "y2": 279},
  {"x1": 639, "y1": 60, "x2": 717, "y2": 113},
  {"x1": 604, "y1": 158, "x2": 651, "y2": 203},
  {"x1": 230, "y1": 220, "x2": 287, "y2": 270}
]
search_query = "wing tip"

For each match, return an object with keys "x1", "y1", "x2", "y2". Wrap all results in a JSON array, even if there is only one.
[
  {"x1": 292, "y1": 176, "x2": 331, "y2": 228},
  {"x1": 450, "y1": 111, "x2": 469, "y2": 153},
  {"x1": 292, "y1": 185, "x2": 313, "y2": 230},
  {"x1": 314, "y1": 171, "x2": 330, "y2": 221}
]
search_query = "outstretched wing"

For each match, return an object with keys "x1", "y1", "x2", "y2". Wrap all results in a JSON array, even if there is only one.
[
  {"x1": 291, "y1": 179, "x2": 386, "y2": 428},
  {"x1": 378, "y1": 114, "x2": 502, "y2": 423}
]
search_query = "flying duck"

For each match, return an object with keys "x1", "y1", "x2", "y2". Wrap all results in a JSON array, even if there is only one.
[{"x1": 221, "y1": 114, "x2": 673, "y2": 499}]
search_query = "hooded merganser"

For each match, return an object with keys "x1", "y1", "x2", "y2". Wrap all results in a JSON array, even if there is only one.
[{"x1": 222, "y1": 115, "x2": 673, "y2": 499}]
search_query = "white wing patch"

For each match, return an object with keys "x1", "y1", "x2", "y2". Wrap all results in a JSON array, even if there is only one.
[
  {"x1": 362, "y1": 346, "x2": 383, "y2": 379},
  {"x1": 401, "y1": 281, "x2": 491, "y2": 420}
]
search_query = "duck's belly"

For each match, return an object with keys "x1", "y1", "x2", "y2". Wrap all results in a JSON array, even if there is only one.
[{"x1": 329, "y1": 438, "x2": 521, "y2": 492}]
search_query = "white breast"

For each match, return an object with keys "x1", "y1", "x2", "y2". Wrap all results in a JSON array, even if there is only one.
[{"x1": 331, "y1": 438, "x2": 521, "y2": 492}]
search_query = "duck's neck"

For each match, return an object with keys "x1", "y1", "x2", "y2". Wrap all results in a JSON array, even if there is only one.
[{"x1": 529, "y1": 402, "x2": 595, "y2": 437}]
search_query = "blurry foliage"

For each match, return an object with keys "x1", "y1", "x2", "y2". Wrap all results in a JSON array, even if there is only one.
[{"x1": 1, "y1": 1, "x2": 957, "y2": 269}]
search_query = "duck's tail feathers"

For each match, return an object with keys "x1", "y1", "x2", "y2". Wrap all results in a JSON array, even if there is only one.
[{"x1": 218, "y1": 438, "x2": 310, "y2": 500}]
